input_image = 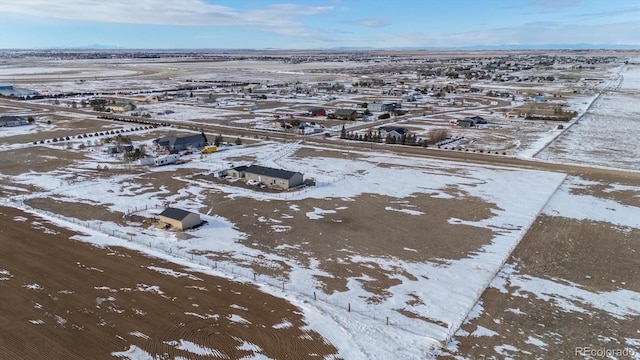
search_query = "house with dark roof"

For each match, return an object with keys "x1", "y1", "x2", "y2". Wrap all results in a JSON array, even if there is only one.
[
  {"x1": 0, "y1": 115, "x2": 28, "y2": 127},
  {"x1": 155, "y1": 133, "x2": 207, "y2": 153},
  {"x1": 468, "y1": 116, "x2": 487, "y2": 124},
  {"x1": 334, "y1": 109, "x2": 358, "y2": 121},
  {"x1": 457, "y1": 118, "x2": 477, "y2": 127},
  {"x1": 158, "y1": 207, "x2": 201, "y2": 230},
  {"x1": 378, "y1": 126, "x2": 409, "y2": 140},
  {"x1": 227, "y1": 165, "x2": 249, "y2": 178},
  {"x1": 229, "y1": 165, "x2": 303, "y2": 190}
]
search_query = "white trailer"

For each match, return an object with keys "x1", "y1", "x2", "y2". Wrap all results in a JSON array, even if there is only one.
[{"x1": 154, "y1": 154, "x2": 180, "y2": 166}]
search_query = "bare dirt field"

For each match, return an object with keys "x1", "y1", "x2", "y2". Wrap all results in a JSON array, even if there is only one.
[
  {"x1": 439, "y1": 171, "x2": 640, "y2": 359},
  {"x1": 0, "y1": 206, "x2": 338, "y2": 360}
]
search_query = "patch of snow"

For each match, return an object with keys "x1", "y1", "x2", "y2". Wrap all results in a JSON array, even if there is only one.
[
  {"x1": 229, "y1": 314, "x2": 251, "y2": 324},
  {"x1": 525, "y1": 336, "x2": 548, "y2": 349},
  {"x1": 471, "y1": 325, "x2": 498, "y2": 337},
  {"x1": 272, "y1": 319, "x2": 293, "y2": 329},
  {"x1": 384, "y1": 206, "x2": 424, "y2": 215},
  {"x1": 147, "y1": 266, "x2": 203, "y2": 281}
]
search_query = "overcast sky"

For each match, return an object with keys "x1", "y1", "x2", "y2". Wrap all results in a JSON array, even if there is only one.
[{"x1": 1, "y1": 0, "x2": 638, "y2": 49}]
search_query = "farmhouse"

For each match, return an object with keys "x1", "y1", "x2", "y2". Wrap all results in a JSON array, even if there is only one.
[
  {"x1": 334, "y1": 109, "x2": 358, "y2": 120},
  {"x1": 0, "y1": 115, "x2": 28, "y2": 127},
  {"x1": 158, "y1": 207, "x2": 202, "y2": 230},
  {"x1": 155, "y1": 133, "x2": 207, "y2": 153},
  {"x1": 230, "y1": 165, "x2": 303, "y2": 190}
]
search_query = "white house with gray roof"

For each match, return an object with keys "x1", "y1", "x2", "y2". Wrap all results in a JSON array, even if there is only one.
[
  {"x1": 0, "y1": 115, "x2": 28, "y2": 127},
  {"x1": 230, "y1": 165, "x2": 303, "y2": 190}
]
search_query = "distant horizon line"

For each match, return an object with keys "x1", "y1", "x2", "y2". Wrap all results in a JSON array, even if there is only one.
[{"x1": 1, "y1": 43, "x2": 639, "y2": 52}]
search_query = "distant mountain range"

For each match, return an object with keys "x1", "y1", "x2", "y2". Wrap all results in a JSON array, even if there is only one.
[
  {"x1": 3, "y1": 43, "x2": 638, "y2": 51},
  {"x1": 328, "y1": 44, "x2": 639, "y2": 51}
]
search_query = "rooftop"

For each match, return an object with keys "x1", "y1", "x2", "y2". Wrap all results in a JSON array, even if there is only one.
[
  {"x1": 159, "y1": 207, "x2": 196, "y2": 221},
  {"x1": 244, "y1": 165, "x2": 301, "y2": 180}
]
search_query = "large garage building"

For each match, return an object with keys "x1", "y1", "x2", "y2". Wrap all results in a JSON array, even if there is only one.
[{"x1": 158, "y1": 207, "x2": 201, "y2": 230}]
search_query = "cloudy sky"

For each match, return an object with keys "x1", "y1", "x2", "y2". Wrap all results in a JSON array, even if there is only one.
[{"x1": 0, "y1": 0, "x2": 638, "y2": 49}]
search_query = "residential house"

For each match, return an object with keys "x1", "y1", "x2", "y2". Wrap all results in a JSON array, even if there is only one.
[
  {"x1": 308, "y1": 107, "x2": 326, "y2": 117},
  {"x1": 505, "y1": 110, "x2": 522, "y2": 118},
  {"x1": 154, "y1": 133, "x2": 207, "y2": 153},
  {"x1": 229, "y1": 165, "x2": 303, "y2": 190},
  {"x1": 367, "y1": 102, "x2": 395, "y2": 112},
  {"x1": 379, "y1": 126, "x2": 409, "y2": 140},
  {"x1": 334, "y1": 109, "x2": 358, "y2": 121},
  {"x1": 0, "y1": 115, "x2": 28, "y2": 127},
  {"x1": 468, "y1": 116, "x2": 487, "y2": 124},
  {"x1": 457, "y1": 118, "x2": 476, "y2": 127},
  {"x1": 107, "y1": 102, "x2": 135, "y2": 112},
  {"x1": 227, "y1": 165, "x2": 248, "y2": 178},
  {"x1": 158, "y1": 207, "x2": 201, "y2": 230},
  {"x1": 0, "y1": 84, "x2": 37, "y2": 97}
]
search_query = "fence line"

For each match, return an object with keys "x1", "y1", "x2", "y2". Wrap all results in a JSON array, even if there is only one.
[{"x1": 3, "y1": 196, "x2": 443, "y2": 343}]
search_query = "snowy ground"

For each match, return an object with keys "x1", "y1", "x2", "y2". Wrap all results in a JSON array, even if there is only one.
[
  {"x1": 4, "y1": 139, "x2": 568, "y2": 359},
  {"x1": 1, "y1": 54, "x2": 639, "y2": 359},
  {"x1": 537, "y1": 64, "x2": 640, "y2": 170}
]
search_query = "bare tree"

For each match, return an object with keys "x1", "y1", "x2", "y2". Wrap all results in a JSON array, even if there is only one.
[{"x1": 428, "y1": 128, "x2": 451, "y2": 145}]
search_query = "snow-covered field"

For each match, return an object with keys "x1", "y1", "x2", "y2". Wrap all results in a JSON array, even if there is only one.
[
  {"x1": 2, "y1": 54, "x2": 639, "y2": 359},
  {"x1": 4, "y1": 139, "x2": 569, "y2": 358},
  {"x1": 537, "y1": 65, "x2": 640, "y2": 170}
]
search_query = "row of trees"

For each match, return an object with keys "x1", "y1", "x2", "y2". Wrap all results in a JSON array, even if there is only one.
[
  {"x1": 339, "y1": 125, "x2": 431, "y2": 146},
  {"x1": 340, "y1": 125, "x2": 452, "y2": 147},
  {"x1": 32, "y1": 126, "x2": 154, "y2": 145},
  {"x1": 212, "y1": 133, "x2": 243, "y2": 146}
]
